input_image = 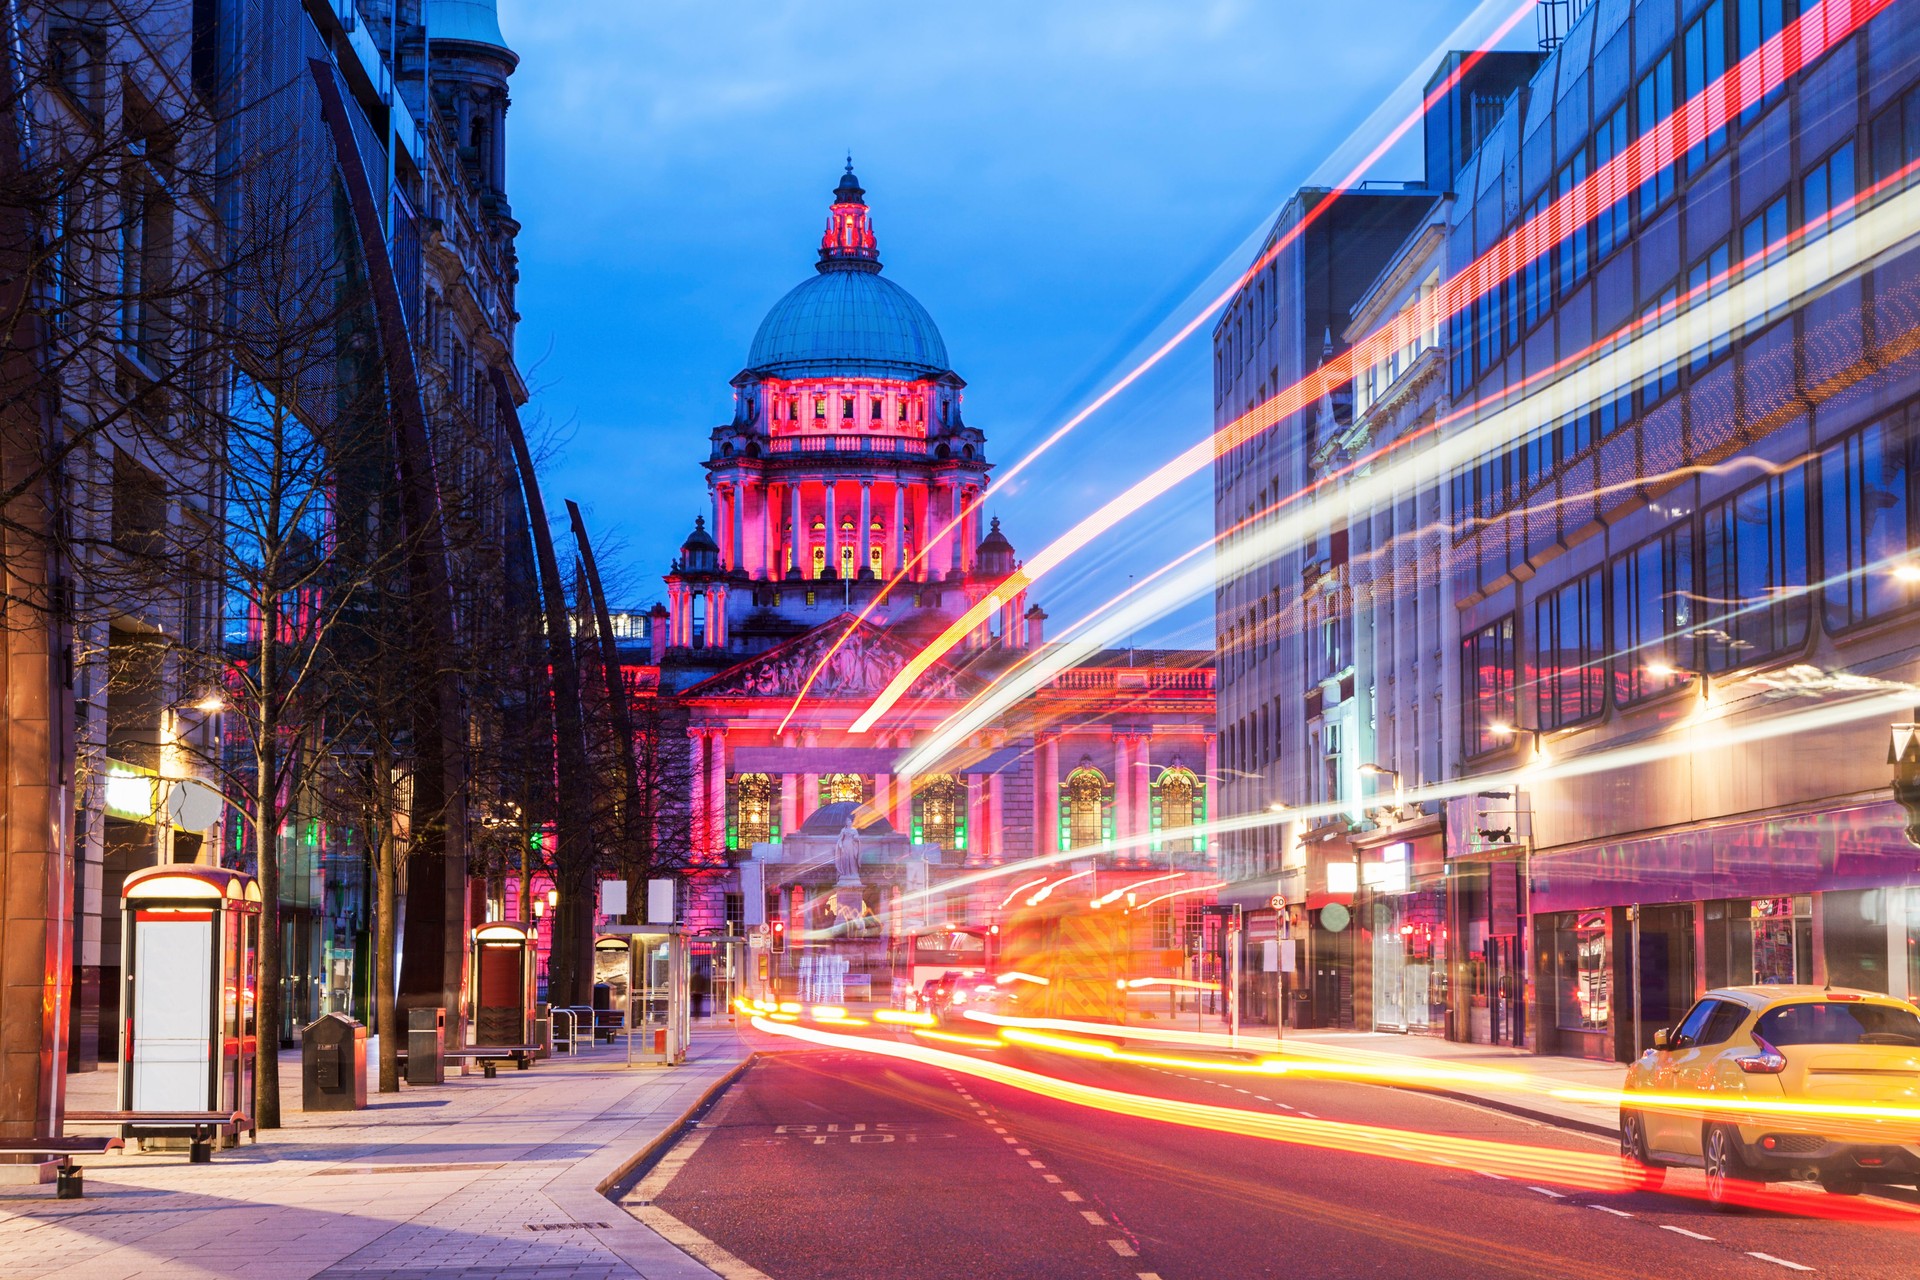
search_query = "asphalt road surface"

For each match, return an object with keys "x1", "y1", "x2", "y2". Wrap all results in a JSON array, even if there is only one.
[{"x1": 631, "y1": 1038, "x2": 1920, "y2": 1279}]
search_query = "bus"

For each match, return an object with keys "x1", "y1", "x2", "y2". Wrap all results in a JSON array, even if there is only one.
[{"x1": 891, "y1": 926, "x2": 997, "y2": 1009}]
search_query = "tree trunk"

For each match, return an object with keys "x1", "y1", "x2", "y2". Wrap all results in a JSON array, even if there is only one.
[
  {"x1": 373, "y1": 745, "x2": 400, "y2": 1092},
  {"x1": 252, "y1": 723, "x2": 281, "y2": 1129}
]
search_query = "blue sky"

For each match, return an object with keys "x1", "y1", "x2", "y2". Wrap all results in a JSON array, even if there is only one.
[{"x1": 503, "y1": 0, "x2": 1515, "y2": 641}]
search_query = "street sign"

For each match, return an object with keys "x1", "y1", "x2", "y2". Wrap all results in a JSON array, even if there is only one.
[
  {"x1": 1269, "y1": 895, "x2": 1284, "y2": 910},
  {"x1": 754, "y1": 923, "x2": 771, "y2": 937}
]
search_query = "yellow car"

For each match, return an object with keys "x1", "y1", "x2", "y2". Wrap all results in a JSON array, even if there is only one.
[{"x1": 1619, "y1": 985, "x2": 1920, "y2": 1206}]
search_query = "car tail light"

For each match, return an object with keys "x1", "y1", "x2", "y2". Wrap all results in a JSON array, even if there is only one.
[{"x1": 1737, "y1": 1033, "x2": 1788, "y2": 1074}]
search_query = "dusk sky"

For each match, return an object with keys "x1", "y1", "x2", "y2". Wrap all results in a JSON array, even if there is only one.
[{"x1": 502, "y1": 1, "x2": 1525, "y2": 642}]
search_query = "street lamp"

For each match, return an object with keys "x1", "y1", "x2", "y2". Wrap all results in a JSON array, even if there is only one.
[
  {"x1": 1487, "y1": 720, "x2": 1543, "y2": 753},
  {"x1": 1358, "y1": 762, "x2": 1405, "y2": 819},
  {"x1": 1889, "y1": 722, "x2": 1920, "y2": 847}
]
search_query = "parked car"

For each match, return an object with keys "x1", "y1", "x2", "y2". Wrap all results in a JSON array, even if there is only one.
[{"x1": 1619, "y1": 985, "x2": 1920, "y2": 1206}]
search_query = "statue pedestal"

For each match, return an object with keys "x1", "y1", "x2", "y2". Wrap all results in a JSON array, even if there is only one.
[{"x1": 830, "y1": 884, "x2": 864, "y2": 923}]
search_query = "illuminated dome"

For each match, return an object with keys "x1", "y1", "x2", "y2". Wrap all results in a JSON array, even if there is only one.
[{"x1": 744, "y1": 164, "x2": 952, "y2": 381}]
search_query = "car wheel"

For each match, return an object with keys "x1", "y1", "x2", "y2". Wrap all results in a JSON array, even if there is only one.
[
  {"x1": 1704, "y1": 1124, "x2": 1751, "y2": 1211},
  {"x1": 1819, "y1": 1176, "x2": 1863, "y2": 1196},
  {"x1": 1618, "y1": 1110, "x2": 1665, "y2": 1192}
]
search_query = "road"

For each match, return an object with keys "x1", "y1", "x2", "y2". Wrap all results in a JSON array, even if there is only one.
[{"x1": 625, "y1": 1031, "x2": 1920, "y2": 1279}]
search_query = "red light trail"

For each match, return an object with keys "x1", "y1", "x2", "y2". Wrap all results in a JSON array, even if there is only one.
[{"x1": 850, "y1": 0, "x2": 1895, "y2": 737}]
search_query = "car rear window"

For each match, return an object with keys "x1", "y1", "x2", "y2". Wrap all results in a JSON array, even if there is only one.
[{"x1": 1754, "y1": 1001, "x2": 1920, "y2": 1047}]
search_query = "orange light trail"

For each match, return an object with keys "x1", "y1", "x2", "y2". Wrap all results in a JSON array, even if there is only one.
[
  {"x1": 770, "y1": 0, "x2": 1542, "y2": 738},
  {"x1": 852, "y1": 0, "x2": 1894, "y2": 737},
  {"x1": 1091, "y1": 871, "x2": 1186, "y2": 908},
  {"x1": 750, "y1": 1016, "x2": 1920, "y2": 1224},
  {"x1": 900, "y1": 153, "x2": 1920, "y2": 776},
  {"x1": 997, "y1": 876, "x2": 1049, "y2": 909},
  {"x1": 1025, "y1": 867, "x2": 1095, "y2": 906}
]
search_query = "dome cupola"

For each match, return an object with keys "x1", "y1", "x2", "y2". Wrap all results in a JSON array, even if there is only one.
[
  {"x1": 975, "y1": 517, "x2": 1016, "y2": 579},
  {"x1": 744, "y1": 163, "x2": 952, "y2": 382},
  {"x1": 679, "y1": 516, "x2": 720, "y2": 573}
]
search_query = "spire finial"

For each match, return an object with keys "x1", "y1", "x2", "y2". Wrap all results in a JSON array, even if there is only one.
[{"x1": 820, "y1": 157, "x2": 879, "y2": 272}]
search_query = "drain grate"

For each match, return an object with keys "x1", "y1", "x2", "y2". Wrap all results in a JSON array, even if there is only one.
[{"x1": 525, "y1": 1222, "x2": 609, "y2": 1232}]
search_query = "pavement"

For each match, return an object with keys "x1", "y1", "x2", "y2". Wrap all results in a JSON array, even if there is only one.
[{"x1": 0, "y1": 1021, "x2": 763, "y2": 1280}]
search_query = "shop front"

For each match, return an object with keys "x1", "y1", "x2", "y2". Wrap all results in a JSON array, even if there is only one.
[
  {"x1": 1361, "y1": 833, "x2": 1447, "y2": 1035},
  {"x1": 1531, "y1": 800, "x2": 1920, "y2": 1062}
]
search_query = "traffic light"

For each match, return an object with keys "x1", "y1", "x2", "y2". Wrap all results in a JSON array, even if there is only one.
[{"x1": 771, "y1": 919, "x2": 787, "y2": 953}]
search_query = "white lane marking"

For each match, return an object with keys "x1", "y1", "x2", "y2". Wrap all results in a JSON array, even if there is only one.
[
  {"x1": 991, "y1": 1126, "x2": 1007, "y2": 1133},
  {"x1": 1661, "y1": 1225, "x2": 1715, "y2": 1242},
  {"x1": 1043, "y1": 1174, "x2": 1063, "y2": 1183},
  {"x1": 1298, "y1": 1111, "x2": 1318, "y2": 1118},
  {"x1": 1003, "y1": 1137, "x2": 1019, "y2": 1144},
  {"x1": 1234, "y1": 1088, "x2": 1251, "y2": 1094},
  {"x1": 1526, "y1": 1186, "x2": 1566, "y2": 1199},
  {"x1": 1747, "y1": 1254, "x2": 1813, "y2": 1272},
  {"x1": 1016, "y1": 1148, "x2": 1031, "y2": 1155},
  {"x1": 1061, "y1": 1191, "x2": 1083, "y2": 1202},
  {"x1": 1028, "y1": 1160, "x2": 1047, "y2": 1168},
  {"x1": 1253, "y1": 1096, "x2": 1271, "y2": 1102},
  {"x1": 1477, "y1": 1172, "x2": 1508, "y2": 1181},
  {"x1": 1108, "y1": 1240, "x2": 1138, "y2": 1257},
  {"x1": 1081, "y1": 1210, "x2": 1108, "y2": 1225},
  {"x1": 1589, "y1": 1205, "x2": 1633, "y2": 1218},
  {"x1": 1138, "y1": 1274, "x2": 1163, "y2": 1280}
]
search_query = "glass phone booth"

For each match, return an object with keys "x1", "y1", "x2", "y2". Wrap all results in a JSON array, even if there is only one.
[
  {"x1": 118, "y1": 866, "x2": 261, "y2": 1148},
  {"x1": 602, "y1": 927, "x2": 689, "y2": 1065}
]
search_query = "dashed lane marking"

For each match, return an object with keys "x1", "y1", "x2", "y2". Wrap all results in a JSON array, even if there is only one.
[
  {"x1": 1081, "y1": 1211, "x2": 1108, "y2": 1225},
  {"x1": 1747, "y1": 1253, "x2": 1813, "y2": 1272},
  {"x1": 1016, "y1": 1148, "x2": 1031, "y2": 1155},
  {"x1": 1660, "y1": 1226, "x2": 1715, "y2": 1242},
  {"x1": 1526, "y1": 1186, "x2": 1566, "y2": 1199},
  {"x1": 1061, "y1": 1191, "x2": 1083, "y2": 1202},
  {"x1": 1028, "y1": 1160, "x2": 1047, "y2": 1168},
  {"x1": 1589, "y1": 1206, "x2": 1633, "y2": 1218},
  {"x1": 1108, "y1": 1240, "x2": 1138, "y2": 1257},
  {"x1": 1043, "y1": 1174, "x2": 1063, "y2": 1183},
  {"x1": 1477, "y1": 1172, "x2": 1508, "y2": 1181}
]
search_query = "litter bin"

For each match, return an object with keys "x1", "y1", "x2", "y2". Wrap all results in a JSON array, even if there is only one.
[
  {"x1": 302, "y1": 1013, "x2": 367, "y2": 1111},
  {"x1": 406, "y1": 1006, "x2": 445, "y2": 1086}
]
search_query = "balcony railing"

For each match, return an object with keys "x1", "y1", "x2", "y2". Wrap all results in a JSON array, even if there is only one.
[
  {"x1": 769, "y1": 434, "x2": 929, "y2": 456},
  {"x1": 1044, "y1": 668, "x2": 1215, "y2": 693}
]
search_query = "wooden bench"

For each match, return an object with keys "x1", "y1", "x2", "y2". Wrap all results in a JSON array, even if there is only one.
[
  {"x1": 0, "y1": 1137, "x2": 123, "y2": 1198},
  {"x1": 65, "y1": 1111, "x2": 250, "y2": 1164}
]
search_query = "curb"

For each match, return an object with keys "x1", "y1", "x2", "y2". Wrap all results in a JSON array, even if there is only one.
[
  {"x1": 1423, "y1": 1085, "x2": 1617, "y2": 1141},
  {"x1": 594, "y1": 1052, "x2": 760, "y2": 1198}
]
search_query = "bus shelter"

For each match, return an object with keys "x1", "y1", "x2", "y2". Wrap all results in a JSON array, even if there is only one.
[
  {"x1": 600, "y1": 926, "x2": 689, "y2": 1065},
  {"x1": 118, "y1": 866, "x2": 261, "y2": 1148},
  {"x1": 467, "y1": 922, "x2": 537, "y2": 1065}
]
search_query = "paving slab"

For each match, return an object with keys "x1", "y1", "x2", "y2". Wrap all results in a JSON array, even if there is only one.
[{"x1": 0, "y1": 1024, "x2": 761, "y2": 1280}]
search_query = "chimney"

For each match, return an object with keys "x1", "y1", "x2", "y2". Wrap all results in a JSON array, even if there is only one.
[
  {"x1": 648, "y1": 603, "x2": 669, "y2": 665},
  {"x1": 1024, "y1": 604, "x2": 1047, "y2": 648}
]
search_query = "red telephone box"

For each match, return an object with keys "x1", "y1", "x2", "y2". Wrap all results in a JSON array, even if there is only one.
[{"x1": 468, "y1": 923, "x2": 537, "y2": 1060}]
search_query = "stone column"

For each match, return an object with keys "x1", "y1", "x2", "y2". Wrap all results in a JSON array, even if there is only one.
[
  {"x1": 708, "y1": 729, "x2": 728, "y2": 864},
  {"x1": 730, "y1": 483, "x2": 745, "y2": 573},
  {"x1": 891, "y1": 483, "x2": 906, "y2": 579},
  {"x1": 778, "y1": 769, "x2": 799, "y2": 842},
  {"x1": 1113, "y1": 732, "x2": 1134, "y2": 847},
  {"x1": 988, "y1": 772, "x2": 1005, "y2": 865},
  {"x1": 1204, "y1": 734, "x2": 1220, "y2": 869},
  {"x1": 823, "y1": 481, "x2": 838, "y2": 578},
  {"x1": 967, "y1": 774, "x2": 988, "y2": 862},
  {"x1": 858, "y1": 481, "x2": 873, "y2": 578},
  {"x1": 688, "y1": 729, "x2": 707, "y2": 859},
  {"x1": 789, "y1": 482, "x2": 804, "y2": 577},
  {"x1": 801, "y1": 731, "x2": 820, "y2": 815},
  {"x1": 1134, "y1": 737, "x2": 1154, "y2": 847},
  {"x1": 946, "y1": 483, "x2": 964, "y2": 577},
  {"x1": 1038, "y1": 735, "x2": 1060, "y2": 855},
  {"x1": 892, "y1": 745, "x2": 913, "y2": 834}
]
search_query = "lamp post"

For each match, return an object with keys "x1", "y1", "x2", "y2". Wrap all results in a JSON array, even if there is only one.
[
  {"x1": 1889, "y1": 722, "x2": 1920, "y2": 847},
  {"x1": 1358, "y1": 762, "x2": 1403, "y2": 819}
]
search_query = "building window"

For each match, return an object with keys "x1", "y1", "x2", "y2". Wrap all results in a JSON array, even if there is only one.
[
  {"x1": 1150, "y1": 766, "x2": 1205, "y2": 854},
  {"x1": 1869, "y1": 81, "x2": 1920, "y2": 188},
  {"x1": 1550, "y1": 911, "x2": 1611, "y2": 1033},
  {"x1": 870, "y1": 396, "x2": 884, "y2": 422},
  {"x1": 1060, "y1": 767, "x2": 1110, "y2": 851},
  {"x1": 1534, "y1": 569, "x2": 1605, "y2": 729},
  {"x1": 820, "y1": 773, "x2": 866, "y2": 806},
  {"x1": 1612, "y1": 525, "x2": 1697, "y2": 705},
  {"x1": 813, "y1": 396, "x2": 826, "y2": 420},
  {"x1": 841, "y1": 395, "x2": 855, "y2": 421},
  {"x1": 1699, "y1": 461, "x2": 1810, "y2": 671},
  {"x1": 1635, "y1": 55, "x2": 1676, "y2": 221},
  {"x1": 1686, "y1": 241, "x2": 1732, "y2": 371},
  {"x1": 1820, "y1": 417, "x2": 1914, "y2": 632},
  {"x1": 913, "y1": 774, "x2": 967, "y2": 851},
  {"x1": 1461, "y1": 617, "x2": 1515, "y2": 757},
  {"x1": 1594, "y1": 104, "x2": 1631, "y2": 261},
  {"x1": 731, "y1": 773, "x2": 777, "y2": 850},
  {"x1": 1682, "y1": 0, "x2": 1728, "y2": 174}
]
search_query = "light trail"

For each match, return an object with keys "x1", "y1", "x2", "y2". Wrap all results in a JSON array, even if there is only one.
[
  {"x1": 997, "y1": 876, "x2": 1049, "y2": 909},
  {"x1": 896, "y1": 164, "x2": 1920, "y2": 777},
  {"x1": 980, "y1": 1013, "x2": 1920, "y2": 1138},
  {"x1": 764, "y1": 0, "x2": 1542, "y2": 738},
  {"x1": 1091, "y1": 870, "x2": 1187, "y2": 908},
  {"x1": 1131, "y1": 881, "x2": 1226, "y2": 912},
  {"x1": 853, "y1": 0, "x2": 1895, "y2": 738},
  {"x1": 753, "y1": 1015, "x2": 1920, "y2": 1223},
  {"x1": 1025, "y1": 867, "x2": 1096, "y2": 906}
]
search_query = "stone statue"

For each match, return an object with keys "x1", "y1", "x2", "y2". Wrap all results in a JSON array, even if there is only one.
[{"x1": 833, "y1": 820, "x2": 862, "y2": 885}]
